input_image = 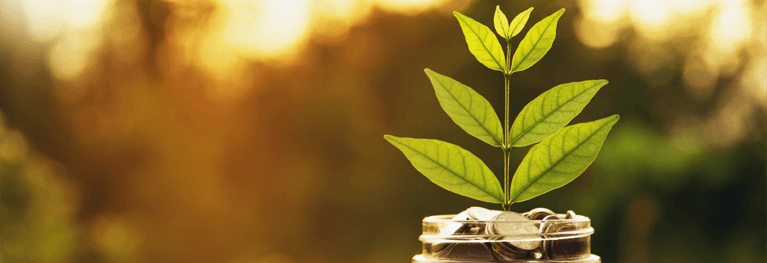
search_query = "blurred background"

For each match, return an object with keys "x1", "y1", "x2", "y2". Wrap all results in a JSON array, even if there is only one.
[{"x1": 0, "y1": 0, "x2": 764, "y2": 262}]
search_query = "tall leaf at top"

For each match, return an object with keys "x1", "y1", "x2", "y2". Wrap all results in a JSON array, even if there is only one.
[
  {"x1": 507, "y1": 7, "x2": 534, "y2": 39},
  {"x1": 510, "y1": 9, "x2": 564, "y2": 73},
  {"x1": 493, "y1": 6, "x2": 510, "y2": 40}
]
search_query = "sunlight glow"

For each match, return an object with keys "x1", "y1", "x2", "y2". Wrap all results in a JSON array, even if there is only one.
[
  {"x1": 221, "y1": 0, "x2": 311, "y2": 60},
  {"x1": 49, "y1": 31, "x2": 101, "y2": 81},
  {"x1": 19, "y1": 0, "x2": 114, "y2": 81},
  {"x1": 585, "y1": 0, "x2": 626, "y2": 23},
  {"x1": 157, "y1": 0, "x2": 452, "y2": 100},
  {"x1": 578, "y1": 0, "x2": 766, "y2": 149},
  {"x1": 668, "y1": 0, "x2": 713, "y2": 17},
  {"x1": 312, "y1": 0, "x2": 374, "y2": 44},
  {"x1": 375, "y1": 0, "x2": 449, "y2": 15},
  {"x1": 575, "y1": 16, "x2": 620, "y2": 49},
  {"x1": 628, "y1": 0, "x2": 670, "y2": 39},
  {"x1": 19, "y1": 0, "x2": 110, "y2": 41},
  {"x1": 64, "y1": 0, "x2": 110, "y2": 29},
  {"x1": 709, "y1": 2, "x2": 751, "y2": 54},
  {"x1": 12, "y1": 0, "x2": 455, "y2": 96},
  {"x1": 20, "y1": 0, "x2": 64, "y2": 42}
]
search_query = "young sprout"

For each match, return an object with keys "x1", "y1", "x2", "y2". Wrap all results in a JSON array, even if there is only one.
[{"x1": 385, "y1": 6, "x2": 618, "y2": 210}]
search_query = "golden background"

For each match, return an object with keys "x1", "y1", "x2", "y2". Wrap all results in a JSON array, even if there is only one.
[{"x1": 0, "y1": 0, "x2": 765, "y2": 262}]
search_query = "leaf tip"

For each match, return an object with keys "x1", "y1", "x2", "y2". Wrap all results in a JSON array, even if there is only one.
[
  {"x1": 423, "y1": 68, "x2": 436, "y2": 78},
  {"x1": 606, "y1": 114, "x2": 620, "y2": 125},
  {"x1": 383, "y1": 134, "x2": 396, "y2": 142}
]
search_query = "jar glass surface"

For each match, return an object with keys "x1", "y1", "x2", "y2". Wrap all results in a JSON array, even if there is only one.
[{"x1": 413, "y1": 214, "x2": 600, "y2": 262}]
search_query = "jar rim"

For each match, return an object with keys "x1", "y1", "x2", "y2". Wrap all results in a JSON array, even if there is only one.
[
  {"x1": 423, "y1": 214, "x2": 591, "y2": 224},
  {"x1": 420, "y1": 214, "x2": 594, "y2": 241}
]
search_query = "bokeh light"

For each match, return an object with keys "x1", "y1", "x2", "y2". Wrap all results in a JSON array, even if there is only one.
[{"x1": 1, "y1": 0, "x2": 764, "y2": 263}]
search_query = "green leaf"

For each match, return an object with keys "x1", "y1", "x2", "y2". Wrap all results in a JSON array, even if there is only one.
[
  {"x1": 510, "y1": 80, "x2": 609, "y2": 147},
  {"x1": 510, "y1": 8, "x2": 565, "y2": 73},
  {"x1": 384, "y1": 135, "x2": 504, "y2": 203},
  {"x1": 508, "y1": 115, "x2": 619, "y2": 203},
  {"x1": 424, "y1": 69, "x2": 504, "y2": 147},
  {"x1": 508, "y1": 7, "x2": 534, "y2": 38},
  {"x1": 454, "y1": 11, "x2": 506, "y2": 71},
  {"x1": 494, "y1": 6, "x2": 510, "y2": 39}
]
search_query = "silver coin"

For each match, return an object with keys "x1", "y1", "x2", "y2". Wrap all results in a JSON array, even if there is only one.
[
  {"x1": 452, "y1": 210, "x2": 487, "y2": 235},
  {"x1": 539, "y1": 214, "x2": 562, "y2": 235},
  {"x1": 522, "y1": 207, "x2": 557, "y2": 220},
  {"x1": 487, "y1": 211, "x2": 541, "y2": 252},
  {"x1": 431, "y1": 210, "x2": 483, "y2": 259},
  {"x1": 440, "y1": 211, "x2": 470, "y2": 235},
  {"x1": 538, "y1": 215, "x2": 560, "y2": 259},
  {"x1": 565, "y1": 210, "x2": 576, "y2": 219},
  {"x1": 466, "y1": 206, "x2": 502, "y2": 221},
  {"x1": 539, "y1": 213, "x2": 586, "y2": 259}
]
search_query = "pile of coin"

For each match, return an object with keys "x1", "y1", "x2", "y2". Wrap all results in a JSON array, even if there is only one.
[{"x1": 426, "y1": 207, "x2": 590, "y2": 261}]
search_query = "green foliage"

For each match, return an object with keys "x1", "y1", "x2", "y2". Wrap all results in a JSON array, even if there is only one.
[
  {"x1": 425, "y1": 69, "x2": 503, "y2": 147},
  {"x1": 509, "y1": 115, "x2": 619, "y2": 203},
  {"x1": 454, "y1": 11, "x2": 506, "y2": 71},
  {"x1": 386, "y1": 6, "x2": 618, "y2": 208},
  {"x1": 493, "y1": 6, "x2": 510, "y2": 39},
  {"x1": 384, "y1": 135, "x2": 504, "y2": 203},
  {"x1": 494, "y1": 6, "x2": 534, "y2": 40},
  {"x1": 508, "y1": 7, "x2": 534, "y2": 39},
  {"x1": 510, "y1": 8, "x2": 564, "y2": 73},
  {"x1": 510, "y1": 80, "x2": 609, "y2": 147}
]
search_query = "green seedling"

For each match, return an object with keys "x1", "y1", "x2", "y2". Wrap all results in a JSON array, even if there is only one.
[{"x1": 385, "y1": 6, "x2": 619, "y2": 210}]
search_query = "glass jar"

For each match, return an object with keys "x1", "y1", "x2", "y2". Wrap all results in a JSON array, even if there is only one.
[{"x1": 413, "y1": 214, "x2": 600, "y2": 262}]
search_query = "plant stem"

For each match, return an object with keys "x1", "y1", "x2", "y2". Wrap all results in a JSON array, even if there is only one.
[
  {"x1": 502, "y1": 146, "x2": 510, "y2": 210},
  {"x1": 503, "y1": 40, "x2": 513, "y2": 210}
]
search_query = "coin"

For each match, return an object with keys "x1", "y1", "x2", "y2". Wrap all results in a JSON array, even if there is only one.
[
  {"x1": 539, "y1": 214, "x2": 561, "y2": 259},
  {"x1": 431, "y1": 210, "x2": 490, "y2": 259},
  {"x1": 565, "y1": 210, "x2": 576, "y2": 219},
  {"x1": 430, "y1": 211, "x2": 468, "y2": 258},
  {"x1": 539, "y1": 214, "x2": 561, "y2": 233},
  {"x1": 434, "y1": 208, "x2": 584, "y2": 260},
  {"x1": 466, "y1": 206, "x2": 502, "y2": 221},
  {"x1": 539, "y1": 212, "x2": 588, "y2": 260},
  {"x1": 522, "y1": 207, "x2": 557, "y2": 220},
  {"x1": 487, "y1": 211, "x2": 541, "y2": 259},
  {"x1": 438, "y1": 211, "x2": 470, "y2": 236}
]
